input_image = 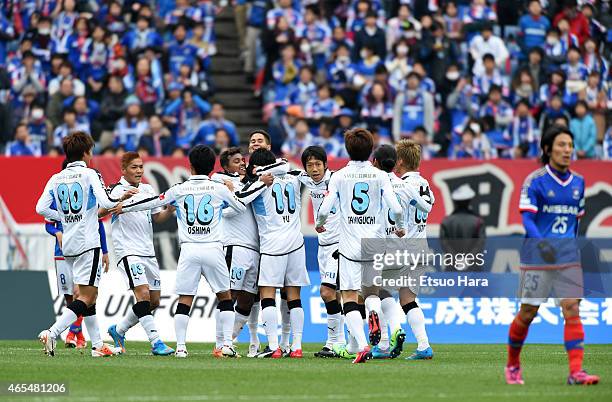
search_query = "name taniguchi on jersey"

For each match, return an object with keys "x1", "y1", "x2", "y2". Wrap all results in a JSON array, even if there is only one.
[
  {"x1": 519, "y1": 165, "x2": 585, "y2": 270},
  {"x1": 110, "y1": 178, "x2": 163, "y2": 291}
]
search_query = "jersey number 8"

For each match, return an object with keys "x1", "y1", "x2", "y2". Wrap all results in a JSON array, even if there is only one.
[
  {"x1": 57, "y1": 182, "x2": 83, "y2": 214},
  {"x1": 184, "y1": 194, "x2": 213, "y2": 226}
]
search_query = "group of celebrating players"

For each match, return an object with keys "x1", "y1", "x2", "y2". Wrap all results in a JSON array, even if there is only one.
[{"x1": 34, "y1": 123, "x2": 600, "y2": 383}]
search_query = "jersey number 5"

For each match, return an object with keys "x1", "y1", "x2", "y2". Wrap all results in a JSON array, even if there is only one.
[
  {"x1": 351, "y1": 182, "x2": 370, "y2": 215},
  {"x1": 184, "y1": 194, "x2": 213, "y2": 226}
]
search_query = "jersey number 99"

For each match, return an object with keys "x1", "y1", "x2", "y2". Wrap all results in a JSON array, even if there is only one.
[
  {"x1": 57, "y1": 183, "x2": 83, "y2": 214},
  {"x1": 184, "y1": 194, "x2": 213, "y2": 226}
]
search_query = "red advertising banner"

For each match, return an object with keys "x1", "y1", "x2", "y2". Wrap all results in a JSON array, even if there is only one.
[{"x1": 2, "y1": 157, "x2": 612, "y2": 236}]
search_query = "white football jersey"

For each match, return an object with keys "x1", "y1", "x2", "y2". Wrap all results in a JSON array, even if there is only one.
[
  {"x1": 317, "y1": 161, "x2": 403, "y2": 260},
  {"x1": 121, "y1": 175, "x2": 245, "y2": 245},
  {"x1": 237, "y1": 172, "x2": 304, "y2": 255},
  {"x1": 211, "y1": 171, "x2": 259, "y2": 251},
  {"x1": 109, "y1": 177, "x2": 161, "y2": 261},
  {"x1": 399, "y1": 172, "x2": 435, "y2": 239},
  {"x1": 36, "y1": 161, "x2": 117, "y2": 257},
  {"x1": 297, "y1": 169, "x2": 340, "y2": 246},
  {"x1": 382, "y1": 171, "x2": 434, "y2": 238}
]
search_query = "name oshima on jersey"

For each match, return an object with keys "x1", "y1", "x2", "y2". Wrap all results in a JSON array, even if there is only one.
[
  {"x1": 348, "y1": 216, "x2": 376, "y2": 224},
  {"x1": 188, "y1": 225, "x2": 211, "y2": 235}
]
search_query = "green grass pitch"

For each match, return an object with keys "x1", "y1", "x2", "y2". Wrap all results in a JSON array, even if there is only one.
[{"x1": 0, "y1": 341, "x2": 610, "y2": 402}]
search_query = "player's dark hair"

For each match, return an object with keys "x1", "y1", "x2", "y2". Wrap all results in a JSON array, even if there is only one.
[
  {"x1": 188, "y1": 145, "x2": 216, "y2": 176},
  {"x1": 540, "y1": 125, "x2": 574, "y2": 165},
  {"x1": 121, "y1": 151, "x2": 142, "y2": 170},
  {"x1": 301, "y1": 145, "x2": 327, "y2": 168},
  {"x1": 344, "y1": 127, "x2": 374, "y2": 161},
  {"x1": 372, "y1": 144, "x2": 397, "y2": 173},
  {"x1": 245, "y1": 148, "x2": 276, "y2": 181},
  {"x1": 249, "y1": 129, "x2": 271, "y2": 145},
  {"x1": 63, "y1": 131, "x2": 94, "y2": 163},
  {"x1": 219, "y1": 146, "x2": 242, "y2": 170}
]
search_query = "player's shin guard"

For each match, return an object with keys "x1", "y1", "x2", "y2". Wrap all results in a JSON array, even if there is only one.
[
  {"x1": 507, "y1": 314, "x2": 530, "y2": 367},
  {"x1": 116, "y1": 307, "x2": 139, "y2": 336},
  {"x1": 133, "y1": 301, "x2": 160, "y2": 346},
  {"x1": 261, "y1": 298, "x2": 279, "y2": 350},
  {"x1": 564, "y1": 316, "x2": 584, "y2": 374},
  {"x1": 218, "y1": 300, "x2": 235, "y2": 347},
  {"x1": 83, "y1": 304, "x2": 103, "y2": 349},
  {"x1": 279, "y1": 293, "x2": 291, "y2": 349},
  {"x1": 233, "y1": 306, "x2": 251, "y2": 339},
  {"x1": 325, "y1": 299, "x2": 342, "y2": 348},
  {"x1": 248, "y1": 301, "x2": 260, "y2": 346},
  {"x1": 49, "y1": 299, "x2": 87, "y2": 339},
  {"x1": 174, "y1": 303, "x2": 191, "y2": 350},
  {"x1": 288, "y1": 299, "x2": 304, "y2": 351},
  {"x1": 344, "y1": 302, "x2": 368, "y2": 351},
  {"x1": 403, "y1": 301, "x2": 430, "y2": 351}
]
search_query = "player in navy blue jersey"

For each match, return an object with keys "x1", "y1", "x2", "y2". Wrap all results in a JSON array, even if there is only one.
[{"x1": 505, "y1": 125, "x2": 599, "y2": 385}]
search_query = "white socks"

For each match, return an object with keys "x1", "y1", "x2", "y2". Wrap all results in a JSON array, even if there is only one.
[
  {"x1": 261, "y1": 304, "x2": 279, "y2": 350},
  {"x1": 219, "y1": 310, "x2": 235, "y2": 347},
  {"x1": 338, "y1": 313, "x2": 346, "y2": 344},
  {"x1": 84, "y1": 315, "x2": 103, "y2": 349},
  {"x1": 139, "y1": 315, "x2": 160, "y2": 346},
  {"x1": 116, "y1": 309, "x2": 139, "y2": 336},
  {"x1": 378, "y1": 308, "x2": 390, "y2": 350},
  {"x1": 215, "y1": 308, "x2": 223, "y2": 348},
  {"x1": 382, "y1": 297, "x2": 402, "y2": 333},
  {"x1": 345, "y1": 310, "x2": 367, "y2": 351},
  {"x1": 289, "y1": 304, "x2": 304, "y2": 351},
  {"x1": 248, "y1": 302, "x2": 260, "y2": 346},
  {"x1": 326, "y1": 312, "x2": 342, "y2": 348},
  {"x1": 232, "y1": 309, "x2": 250, "y2": 340},
  {"x1": 279, "y1": 298, "x2": 291, "y2": 349},
  {"x1": 364, "y1": 295, "x2": 382, "y2": 317},
  {"x1": 49, "y1": 309, "x2": 77, "y2": 339},
  {"x1": 407, "y1": 306, "x2": 430, "y2": 351},
  {"x1": 174, "y1": 313, "x2": 189, "y2": 350}
]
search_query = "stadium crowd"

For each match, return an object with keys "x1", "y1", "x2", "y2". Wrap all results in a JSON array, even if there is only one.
[{"x1": 1, "y1": 0, "x2": 611, "y2": 160}]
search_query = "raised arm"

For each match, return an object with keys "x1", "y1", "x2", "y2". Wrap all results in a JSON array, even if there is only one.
[
  {"x1": 235, "y1": 180, "x2": 268, "y2": 205},
  {"x1": 122, "y1": 186, "x2": 176, "y2": 213},
  {"x1": 219, "y1": 185, "x2": 246, "y2": 215},
  {"x1": 89, "y1": 170, "x2": 120, "y2": 209}
]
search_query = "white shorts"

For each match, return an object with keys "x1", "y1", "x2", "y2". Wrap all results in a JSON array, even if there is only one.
[
  {"x1": 258, "y1": 244, "x2": 309, "y2": 288},
  {"x1": 225, "y1": 245, "x2": 259, "y2": 294},
  {"x1": 519, "y1": 266, "x2": 584, "y2": 306},
  {"x1": 64, "y1": 248, "x2": 102, "y2": 287},
  {"x1": 118, "y1": 256, "x2": 161, "y2": 291},
  {"x1": 54, "y1": 259, "x2": 73, "y2": 296},
  {"x1": 176, "y1": 242, "x2": 230, "y2": 295},
  {"x1": 317, "y1": 243, "x2": 339, "y2": 287},
  {"x1": 338, "y1": 253, "x2": 366, "y2": 291}
]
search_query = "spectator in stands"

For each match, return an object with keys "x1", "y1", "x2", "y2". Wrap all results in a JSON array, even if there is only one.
[
  {"x1": 27, "y1": 104, "x2": 52, "y2": 156},
  {"x1": 163, "y1": 88, "x2": 210, "y2": 149},
  {"x1": 520, "y1": 47, "x2": 547, "y2": 89},
  {"x1": 168, "y1": 23, "x2": 200, "y2": 78},
  {"x1": 47, "y1": 60, "x2": 85, "y2": 97},
  {"x1": 353, "y1": 44, "x2": 382, "y2": 84},
  {"x1": 544, "y1": 27, "x2": 568, "y2": 66},
  {"x1": 469, "y1": 24, "x2": 509, "y2": 77},
  {"x1": 0, "y1": 10, "x2": 15, "y2": 66},
  {"x1": 100, "y1": 75, "x2": 128, "y2": 135},
  {"x1": 539, "y1": 69, "x2": 577, "y2": 109},
  {"x1": 133, "y1": 57, "x2": 163, "y2": 117},
  {"x1": 5, "y1": 123, "x2": 36, "y2": 157},
  {"x1": 462, "y1": 0, "x2": 497, "y2": 43},
  {"x1": 334, "y1": 107, "x2": 354, "y2": 139},
  {"x1": 562, "y1": 46, "x2": 589, "y2": 90},
  {"x1": 580, "y1": 2, "x2": 607, "y2": 45},
  {"x1": 46, "y1": 78, "x2": 74, "y2": 128},
  {"x1": 313, "y1": 118, "x2": 343, "y2": 158},
  {"x1": 385, "y1": 38, "x2": 412, "y2": 92},
  {"x1": 393, "y1": 71, "x2": 434, "y2": 141},
  {"x1": 304, "y1": 83, "x2": 341, "y2": 121},
  {"x1": 113, "y1": 96, "x2": 149, "y2": 152},
  {"x1": 510, "y1": 68, "x2": 539, "y2": 108},
  {"x1": 453, "y1": 127, "x2": 484, "y2": 159},
  {"x1": 271, "y1": 44, "x2": 300, "y2": 105},
  {"x1": 11, "y1": 50, "x2": 46, "y2": 97},
  {"x1": 193, "y1": 102, "x2": 238, "y2": 147},
  {"x1": 507, "y1": 99, "x2": 539, "y2": 159},
  {"x1": 582, "y1": 37, "x2": 608, "y2": 77},
  {"x1": 212, "y1": 128, "x2": 231, "y2": 155},
  {"x1": 479, "y1": 85, "x2": 513, "y2": 155},
  {"x1": 244, "y1": 0, "x2": 268, "y2": 81},
  {"x1": 281, "y1": 118, "x2": 313, "y2": 159},
  {"x1": 570, "y1": 100, "x2": 596, "y2": 159},
  {"x1": 553, "y1": 0, "x2": 589, "y2": 46},
  {"x1": 473, "y1": 53, "x2": 506, "y2": 100},
  {"x1": 411, "y1": 126, "x2": 435, "y2": 160},
  {"x1": 419, "y1": 21, "x2": 457, "y2": 87},
  {"x1": 138, "y1": 115, "x2": 173, "y2": 157},
  {"x1": 326, "y1": 42, "x2": 357, "y2": 99},
  {"x1": 518, "y1": 0, "x2": 550, "y2": 56},
  {"x1": 287, "y1": 65, "x2": 317, "y2": 109},
  {"x1": 122, "y1": 15, "x2": 163, "y2": 61},
  {"x1": 361, "y1": 81, "x2": 393, "y2": 140},
  {"x1": 353, "y1": 11, "x2": 386, "y2": 61},
  {"x1": 53, "y1": 108, "x2": 87, "y2": 147},
  {"x1": 539, "y1": 94, "x2": 572, "y2": 135},
  {"x1": 557, "y1": 17, "x2": 579, "y2": 50},
  {"x1": 298, "y1": 5, "x2": 331, "y2": 70},
  {"x1": 386, "y1": 4, "x2": 422, "y2": 50}
]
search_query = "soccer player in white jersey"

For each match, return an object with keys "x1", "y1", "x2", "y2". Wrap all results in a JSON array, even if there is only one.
[
  {"x1": 236, "y1": 148, "x2": 309, "y2": 358},
  {"x1": 394, "y1": 140, "x2": 435, "y2": 360},
  {"x1": 115, "y1": 145, "x2": 246, "y2": 358},
  {"x1": 295, "y1": 146, "x2": 346, "y2": 358},
  {"x1": 211, "y1": 147, "x2": 262, "y2": 358},
  {"x1": 100, "y1": 152, "x2": 175, "y2": 356},
  {"x1": 316, "y1": 128, "x2": 405, "y2": 364},
  {"x1": 36, "y1": 132, "x2": 129, "y2": 357}
]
